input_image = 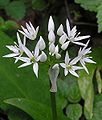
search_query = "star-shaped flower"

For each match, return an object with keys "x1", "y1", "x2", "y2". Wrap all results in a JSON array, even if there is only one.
[
  {"x1": 60, "y1": 51, "x2": 83, "y2": 77},
  {"x1": 3, "y1": 32, "x2": 26, "y2": 63},
  {"x1": 78, "y1": 41, "x2": 96, "y2": 74},
  {"x1": 16, "y1": 44, "x2": 47, "y2": 78},
  {"x1": 18, "y1": 22, "x2": 39, "y2": 40},
  {"x1": 57, "y1": 19, "x2": 90, "y2": 50}
]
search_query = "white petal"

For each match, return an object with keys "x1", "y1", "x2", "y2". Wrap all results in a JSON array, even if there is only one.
[
  {"x1": 22, "y1": 45, "x2": 33, "y2": 58},
  {"x1": 48, "y1": 16, "x2": 54, "y2": 32},
  {"x1": 80, "y1": 60, "x2": 89, "y2": 74},
  {"x1": 69, "y1": 69, "x2": 79, "y2": 77},
  {"x1": 15, "y1": 57, "x2": 30, "y2": 62},
  {"x1": 59, "y1": 33, "x2": 67, "y2": 45},
  {"x1": 61, "y1": 41, "x2": 70, "y2": 50},
  {"x1": 23, "y1": 36, "x2": 26, "y2": 46},
  {"x1": 72, "y1": 66, "x2": 83, "y2": 71},
  {"x1": 26, "y1": 23, "x2": 33, "y2": 34},
  {"x1": 34, "y1": 45, "x2": 40, "y2": 58},
  {"x1": 6, "y1": 45, "x2": 18, "y2": 53},
  {"x1": 70, "y1": 26, "x2": 77, "y2": 37},
  {"x1": 18, "y1": 62, "x2": 32, "y2": 68},
  {"x1": 39, "y1": 51, "x2": 47, "y2": 62},
  {"x1": 70, "y1": 56, "x2": 80, "y2": 65},
  {"x1": 83, "y1": 58, "x2": 96, "y2": 64},
  {"x1": 29, "y1": 22, "x2": 36, "y2": 33},
  {"x1": 57, "y1": 24, "x2": 64, "y2": 36},
  {"x1": 75, "y1": 35, "x2": 90, "y2": 41},
  {"x1": 65, "y1": 51, "x2": 70, "y2": 64},
  {"x1": 64, "y1": 68, "x2": 68, "y2": 76},
  {"x1": 49, "y1": 43, "x2": 55, "y2": 53},
  {"x1": 66, "y1": 19, "x2": 70, "y2": 37},
  {"x1": 18, "y1": 30, "x2": 29, "y2": 39},
  {"x1": 35, "y1": 26, "x2": 39, "y2": 35},
  {"x1": 17, "y1": 32, "x2": 22, "y2": 46},
  {"x1": 33, "y1": 62, "x2": 39, "y2": 78},
  {"x1": 60, "y1": 63, "x2": 66, "y2": 68},
  {"x1": 48, "y1": 30, "x2": 55, "y2": 43},
  {"x1": 21, "y1": 26, "x2": 29, "y2": 36},
  {"x1": 3, "y1": 53, "x2": 19, "y2": 58},
  {"x1": 73, "y1": 41, "x2": 85, "y2": 46}
]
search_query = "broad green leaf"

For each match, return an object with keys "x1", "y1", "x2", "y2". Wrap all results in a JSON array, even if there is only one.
[
  {"x1": 0, "y1": 0, "x2": 9, "y2": 7},
  {"x1": 4, "y1": 98, "x2": 51, "y2": 120},
  {"x1": 32, "y1": 0, "x2": 47, "y2": 11},
  {"x1": 0, "y1": 31, "x2": 68, "y2": 120},
  {"x1": 5, "y1": 1, "x2": 26, "y2": 20},
  {"x1": 66, "y1": 104, "x2": 82, "y2": 120}
]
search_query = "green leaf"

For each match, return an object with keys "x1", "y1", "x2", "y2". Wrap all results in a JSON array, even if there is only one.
[
  {"x1": 75, "y1": 0, "x2": 102, "y2": 12},
  {"x1": 0, "y1": 31, "x2": 68, "y2": 120},
  {"x1": 4, "y1": 98, "x2": 51, "y2": 120},
  {"x1": 91, "y1": 94, "x2": 102, "y2": 120},
  {"x1": 8, "y1": 107, "x2": 33, "y2": 120},
  {"x1": 5, "y1": 1, "x2": 26, "y2": 20},
  {"x1": 96, "y1": 69, "x2": 102, "y2": 94},
  {"x1": 66, "y1": 104, "x2": 82, "y2": 120},
  {"x1": 67, "y1": 82, "x2": 81, "y2": 103},
  {"x1": 97, "y1": 4, "x2": 102, "y2": 33},
  {"x1": 0, "y1": 0, "x2": 9, "y2": 7},
  {"x1": 78, "y1": 47, "x2": 102, "y2": 119},
  {"x1": 32, "y1": 0, "x2": 47, "y2": 11}
]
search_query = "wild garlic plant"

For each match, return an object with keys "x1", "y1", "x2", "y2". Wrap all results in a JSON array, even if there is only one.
[
  {"x1": 3, "y1": 16, "x2": 95, "y2": 92},
  {"x1": 3, "y1": 16, "x2": 95, "y2": 120}
]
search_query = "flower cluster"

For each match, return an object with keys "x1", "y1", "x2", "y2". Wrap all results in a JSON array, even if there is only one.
[{"x1": 3, "y1": 16, "x2": 96, "y2": 92}]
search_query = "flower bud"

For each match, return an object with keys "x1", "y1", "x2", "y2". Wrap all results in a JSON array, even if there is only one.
[
  {"x1": 48, "y1": 16, "x2": 54, "y2": 32},
  {"x1": 49, "y1": 43, "x2": 55, "y2": 53},
  {"x1": 59, "y1": 33, "x2": 67, "y2": 45},
  {"x1": 37, "y1": 36, "x2": 46, "y2": 50},
  {"x1": 57, "y1": 24, "x2": 64, "y2": 36},
  {"x1": 48, "y1": 30, "x2": 55, "y2": 43},
  {"x1": 40, "y1": 51, "x2": 47, "y2": 62}
]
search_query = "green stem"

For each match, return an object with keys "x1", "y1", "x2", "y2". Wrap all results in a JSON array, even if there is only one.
[{"x1": 50, "y1": 91, "x2": 58, "y2": 120}]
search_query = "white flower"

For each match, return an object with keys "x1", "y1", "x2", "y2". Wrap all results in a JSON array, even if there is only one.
[
  {"x1": 49, "y1": 64, "x2": 59, "y2": 92},
  {"x1": 36, "y1": 36, "x2": 46, "y2": 50},
  {"x1": 60, "y1": 51, "x2": 83, "y2": 77},
  {"x1": 3, "y1": 32, "x2": 26, "y2": 63},
  {"x1": 58, "y1": 19, "x2": 90, "y2": 50},
  {"x1": 78, "y1": 41, "x2": 96, "y2": 74},
  {"x1": 48, "y1": 16, "x2": 55, "y2": 32},
  {"x1": 18, "y1": 22, "x2": 39, "y2": 40},
  {"x1": 17, "y1": 44, "x2": 45, "y2": 78}
]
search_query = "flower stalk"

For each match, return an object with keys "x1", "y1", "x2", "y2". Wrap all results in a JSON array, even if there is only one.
[{"x1": 50, "y1": 86, "x2": 58, "y2": 120}]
